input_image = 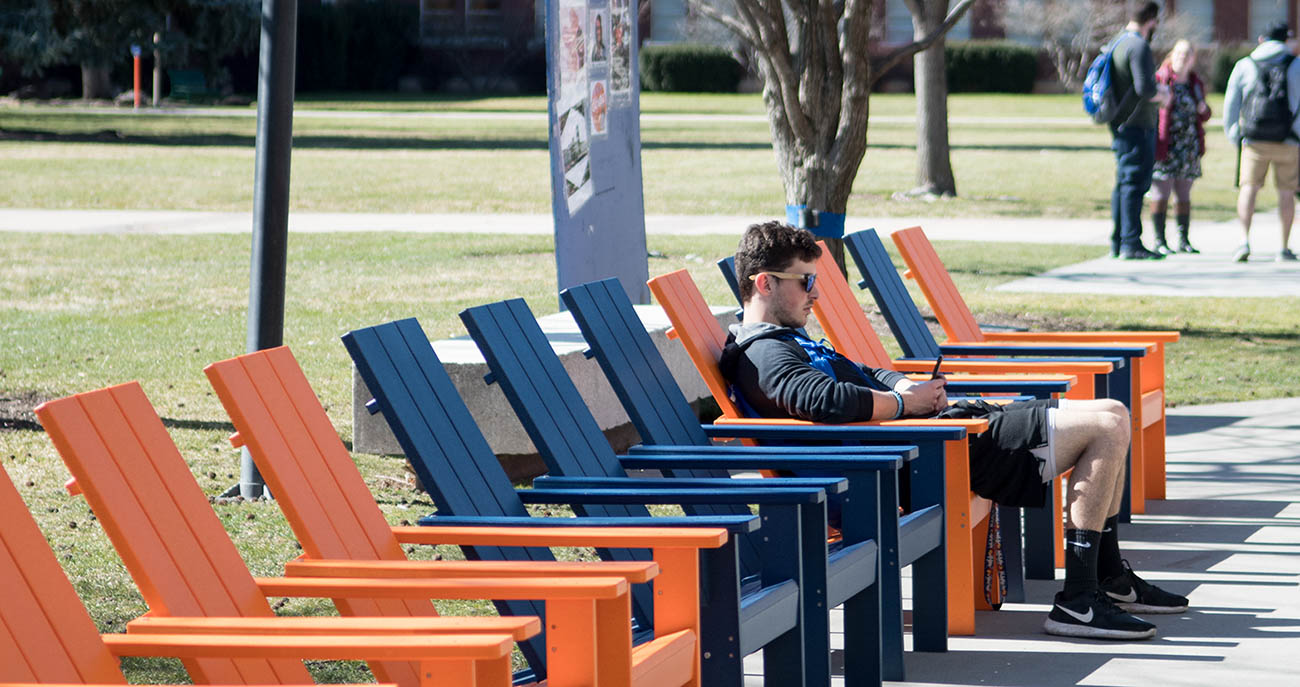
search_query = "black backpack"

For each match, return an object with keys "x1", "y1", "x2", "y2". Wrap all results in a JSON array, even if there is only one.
[{"x1": 1241, "y1": 55, "x2": 1299, "y2": 142}]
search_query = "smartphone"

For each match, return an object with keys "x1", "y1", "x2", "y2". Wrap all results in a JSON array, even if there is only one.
[{"x1": 930, "y1": 355, "x2": 944, "y2": 379}]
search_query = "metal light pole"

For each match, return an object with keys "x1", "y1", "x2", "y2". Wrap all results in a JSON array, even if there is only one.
[{"x1": 234, "y1": 0, "x2": 298, "y2": 499}]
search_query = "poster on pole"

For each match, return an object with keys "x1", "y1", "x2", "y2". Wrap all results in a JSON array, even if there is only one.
[{"x1": 546, "y1": 0, "x2": 648, "y2": 304}]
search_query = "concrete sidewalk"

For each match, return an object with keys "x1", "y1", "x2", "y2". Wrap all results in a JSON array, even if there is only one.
[
  {"x1": 6, "y1": 208, "x2": 1300, "y2": 298},
  {"x1": 784, "y1": 398, "x2": 1300, "y2": 687}
]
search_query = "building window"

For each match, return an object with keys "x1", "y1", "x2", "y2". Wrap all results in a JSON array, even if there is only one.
[
  {"x1": 884, "y1": 0, "x2": 973, "y2": 43},
  {"x1": 1250, "y1": 0, "x2": 1289, "y2": 42},
  {"x1": 1171, "y1": 0, "x2": 1214, "y2": 44}
]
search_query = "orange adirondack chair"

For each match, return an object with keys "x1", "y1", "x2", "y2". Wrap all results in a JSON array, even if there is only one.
[
  {"x1": 890, "y1": 226, "x2": 1175, "y2": 502},
  {"x1": 646, "y1": 268, "x2": 1003, "y2": 636},
  {"x1": 806, "y1": 240, "x2": 1127, "y2": 571},
  {"x1": 35, "y1": 383, "x2": 706, "y2": 687},
  {"x1": 203, "y1": 345, "x2": 727, "y2": 687},
  {"x1": 0, "y1": 461, "x2": 521, "y2": 687}
]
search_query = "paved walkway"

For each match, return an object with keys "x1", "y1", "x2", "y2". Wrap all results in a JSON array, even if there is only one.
[
  {"x1": 5, "y1": 209, "x2": 1300, "y2": 298},
  {"x1": 744, "y1": 398, "x2": 1300, "y2": 686}
]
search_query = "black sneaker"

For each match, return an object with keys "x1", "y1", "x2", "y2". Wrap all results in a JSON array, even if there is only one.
[
  {"x1": 1043, "y1": 589, "x2": 1156, "y2": 640},
  {"x1": 1102, "y1": 560, "x2": 1189, "y2": 614}
]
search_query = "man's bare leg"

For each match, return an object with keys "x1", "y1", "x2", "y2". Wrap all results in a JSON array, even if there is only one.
[
  {"x1": 1041, "y1": 399, "x2": 1157, "y2": 639},
  {"x1": 1237, "y1": 184, "x2": 1259, "y2": 261}
]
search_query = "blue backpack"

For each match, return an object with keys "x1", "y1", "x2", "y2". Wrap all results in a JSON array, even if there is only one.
[{"x1": 1083, "y1": 32, "x2": 1137, "y2": 124}]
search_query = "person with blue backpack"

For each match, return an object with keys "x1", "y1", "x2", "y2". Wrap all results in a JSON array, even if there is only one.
[
  {"x1": 1101, "y1": 2, "x2": 1168, "y2": 261},
  {"x1": 719, "y1": 221, "x2": 1190, "y2": 641},
  {"x1": 1223, "y1": 20, "x2": 1300, "y2": 263}
]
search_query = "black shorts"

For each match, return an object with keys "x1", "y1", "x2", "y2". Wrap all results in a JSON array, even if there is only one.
[{"x1": 936, "y1": 398, "x2": 1058, "y2": 508}]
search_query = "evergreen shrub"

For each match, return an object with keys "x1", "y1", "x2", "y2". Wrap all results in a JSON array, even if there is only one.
[{"x1": 945, "y1": 40, "x2": 1038, "y2": 93}]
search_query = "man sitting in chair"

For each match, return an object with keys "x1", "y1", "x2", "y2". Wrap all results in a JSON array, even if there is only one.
[{"x1": 719, "y1": 220, "x2": 1187, "y2": 640}]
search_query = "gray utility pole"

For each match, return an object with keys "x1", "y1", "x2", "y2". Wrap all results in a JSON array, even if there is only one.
[{"x1": 233, "y1": 0, "x2": 298, "y2": 499}]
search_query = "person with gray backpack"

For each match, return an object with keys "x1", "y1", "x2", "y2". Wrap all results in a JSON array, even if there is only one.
[{"x1": 1224, "y1": 20, "x2": 1300, "y2": 263}]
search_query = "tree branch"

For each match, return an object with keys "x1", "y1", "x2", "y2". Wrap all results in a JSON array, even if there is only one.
[
  {"x1": 688, "y1": 0, "x2": 758, "y2": 48},
  {"x1": 868, "y1": 0, "x2": 974, "y2": 87}
]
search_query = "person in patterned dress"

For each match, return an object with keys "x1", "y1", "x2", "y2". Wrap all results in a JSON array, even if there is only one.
[{"x1": 1151, "y1": 39, "x2": 1211, "y2": 254}]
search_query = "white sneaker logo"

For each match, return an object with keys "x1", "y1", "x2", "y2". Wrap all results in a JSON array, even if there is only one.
[
  {"x1": 1108, "y1": 589, "x2": 1138, "y2": 603},
  {"x1": 1069, "y1": 540, "x2": 1092, "y2": 549},
  {"x1": 1056, "y1": 604, "x2": 1094, "y2": 624}
]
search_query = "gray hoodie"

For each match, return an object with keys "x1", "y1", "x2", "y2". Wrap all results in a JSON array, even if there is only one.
[
  {"x1": 719, "y1": 322, "x2": 908, "y2": 424},
  {"x1": 1223, "y1": 40, "x2": 1300, "y2": 144}
]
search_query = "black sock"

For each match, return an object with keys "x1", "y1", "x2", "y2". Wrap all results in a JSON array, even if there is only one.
[
  {"x1": 1099, "y1": 515, "x2": 1124, "y2": 581},
  {"x1": 1064, "y1": 528, "x2": 1102, "y2": 597}
]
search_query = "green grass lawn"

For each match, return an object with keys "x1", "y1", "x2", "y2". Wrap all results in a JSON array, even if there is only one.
[{"x1": 0, "y1": 92, "x2": 1248, "y2": 218}]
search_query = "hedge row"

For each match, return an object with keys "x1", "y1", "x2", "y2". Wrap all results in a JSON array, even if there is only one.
[
  {"x1": 296, "y1": 0, "x2": 418, "y2": 92},
  {"x1": 640, "y1": 44, "x2": 744, "y2": 93},
  {"x1": 945, "y1": 40, "x2": 1039, "y2": 93}
]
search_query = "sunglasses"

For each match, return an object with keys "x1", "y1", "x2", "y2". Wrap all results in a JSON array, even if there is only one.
[{"x1": 750, "y1": 270, "x2": 817, "y2": 292}]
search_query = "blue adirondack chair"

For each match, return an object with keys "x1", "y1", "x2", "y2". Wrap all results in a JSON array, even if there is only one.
[
  {"x1": 714, "y1": 254, "x2": 1071, "y2": 581},
  {"x1": 557, "y1": 278, "x2": 982, "y2": 680},
  {"x1": 459, "y1": 295, "x2": 938, "y2": 686},
  {"x1": 344, "y1": 318, "x2": 849, "y2": 687},
  {"x1": 842, "y1": 228, "x2": 1151, "y2": 520}
]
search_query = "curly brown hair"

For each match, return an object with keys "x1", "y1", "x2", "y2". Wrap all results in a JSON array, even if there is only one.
[{"x1": 735, "y1": 221, "x2": 822, "y2": 302}]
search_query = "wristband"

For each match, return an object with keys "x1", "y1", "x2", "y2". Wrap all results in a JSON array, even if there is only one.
[{"x1": 888, "y1": 390, "x2": 905, "y2": 420}]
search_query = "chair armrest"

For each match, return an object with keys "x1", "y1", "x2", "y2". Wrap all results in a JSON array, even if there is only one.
[
  {"x1": 944, "y1": 379, "x2": 1070, "y2": 395},
  {"x1": 982, "y1": 331, "x2": 1178, "y2": 344},
  {"x1": 892, "y1": 357, "x2": 1115, "y2": 374},
  {"x1": 101, "y1": 631, "x2": 515, "y2": 661},
  {"x1": 281, "y1": 558, "x2": 659, "y2": 583},
  {"x1": 253, "y1": 575, "x2": 629, "y2": 601},
  {"x1": 516, "y1": 485, "x2": 827, "y2": 506},
  {"x1": 701, "y1": 420, "x2": 975, "y2": 443},
  {"x1": 127, "y1": 614, "x2": 539, "y2": 640},
  {"x1": 533, "y1": 475, "x2": 853, "y2": 494},
  {"x1": 397, "y1": 520, "x2": 748, "y2": 543},
  {"x1": 617, "y1": 454, "x2": 916, "y2": 472},
  {"x1": 625, "y1": 443, "x2": 918, "y2": 458},
  {"x1": 938, "y1": 342, "x2": 1147, "y2": 358}
]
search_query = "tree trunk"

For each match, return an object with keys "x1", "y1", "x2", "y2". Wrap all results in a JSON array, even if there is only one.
[
  {"x1": 911, "y1": 1, "x2": 957, "y2": 196},
  {"x1": 80, "y1": 64, "x2": 114, "y2": 100}
]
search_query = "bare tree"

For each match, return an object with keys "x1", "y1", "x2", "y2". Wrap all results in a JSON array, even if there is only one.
[
  {"x1": 903, "y1": 0, "x2": 974, "y2": 197},
  {"x1": 1002, "y1": 0, "x2": 1205, "y2": 91},
  {"x1": 688, "y1": 0, "x2": 975, "y2": 267}
]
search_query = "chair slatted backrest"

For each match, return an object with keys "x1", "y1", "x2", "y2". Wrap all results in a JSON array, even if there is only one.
[
  {"x1": 843, "y1": 229, "x2": 945, "y2": 359},
  {"x1": 343, "y1": 320, "x2": 531, "y2": 521},
  {"x1": 716, "y1": 256, "x2": 744, "y2": 313},
  {"x1": 0, "y1": 466, "x2": 125, "y2": 684},
  {"x1": 460, "y1": 299, "x2": 629, "y2": 484},
  {"x1": 890, "y1": 227, "x2": 985, "y2": 343},
  {"x1": 808, "y1": 241, "x2": 897, "y2": 370},
  {"x1": 341, "y1": 317, "x2": 572, "y2": 671},
  {"x1": 646, "y1": 269, "x2": 744, "y2": 419},
  {"x1": 35, "y1": 384, "x2": 310, "y2": 685},
  {"x1": 205, "y1": 347, "x2": 438, "y2": 687},
  {"x1": 561, "y1": 278, "x2": 712, "y2": 448},
  {"x1": 459, "y1": 299, "x2": 760, "y2": 571}
]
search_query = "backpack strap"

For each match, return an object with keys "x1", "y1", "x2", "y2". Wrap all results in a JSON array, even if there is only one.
[{"x1": 1109, "y1": 32, "x2": 1143, "y2": 130}]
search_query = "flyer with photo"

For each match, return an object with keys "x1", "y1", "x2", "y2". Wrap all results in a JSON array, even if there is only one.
[
  {"x1": 609, "y1": 8, "x2": 631, "y2": 98},
  {"x1": 589, "y1": 8, "x2": 609, "y2": 66},
  {"x1": 557, "y1": 98, "x2": 593, "y2": 213},
  {"x1": 589, "y1": 80, "x2": 608, "y2": 137},
  {"x1": 558, "y1": 0, "x2": 588, "y2": 101}
]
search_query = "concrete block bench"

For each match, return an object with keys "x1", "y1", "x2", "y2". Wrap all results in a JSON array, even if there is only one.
[{"x1": 352, "y1": 304, "x2": 737, "y2": 481}]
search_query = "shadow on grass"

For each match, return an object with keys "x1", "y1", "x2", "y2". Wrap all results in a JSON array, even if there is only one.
[{"x1": 0, "y1": 127, "x2": 1113, "y2": 154}]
